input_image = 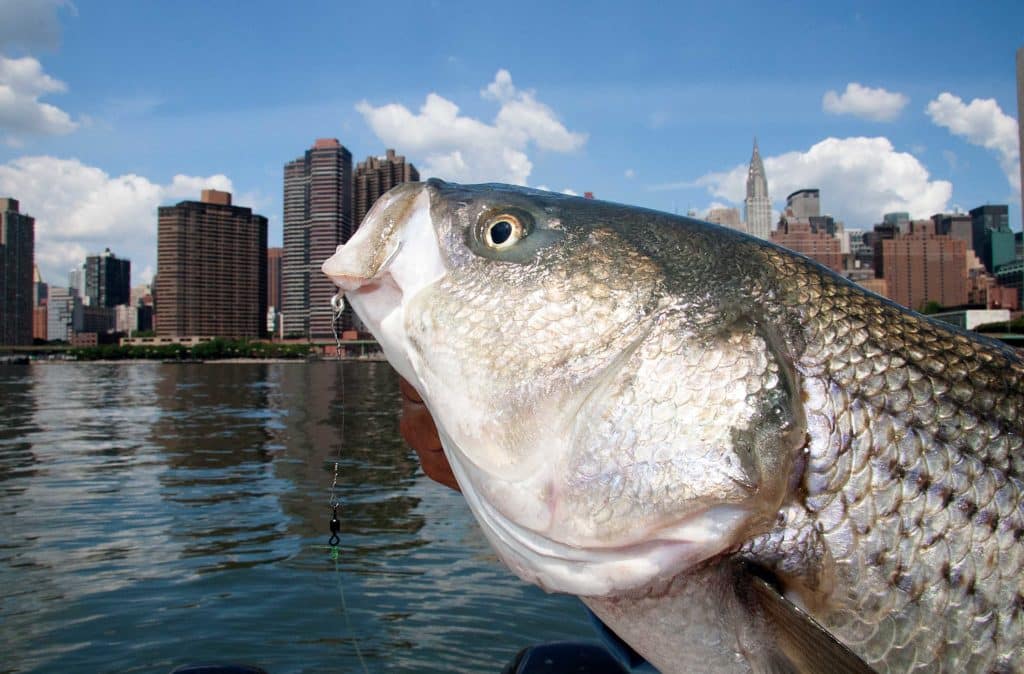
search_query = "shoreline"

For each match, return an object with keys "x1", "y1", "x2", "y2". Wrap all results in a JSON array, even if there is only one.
[{"x1": 12, "y1": 355, "x2": 388, "y2": 365}]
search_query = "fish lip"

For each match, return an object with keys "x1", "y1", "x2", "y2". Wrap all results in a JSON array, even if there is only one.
[
  {"x1": 323, "y1": 239, "x2": 402, "y2": 291},
  {"x1": 463, "y1": 467, "x2": 740, "y2": 596},
  {"x1": 321, "y1": 181, "x2": 423, "y2": 289}
]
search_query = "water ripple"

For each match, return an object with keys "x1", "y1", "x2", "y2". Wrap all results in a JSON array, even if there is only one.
[{"x1": 0, "y1": 362, "x2": 594, "y2": 673}]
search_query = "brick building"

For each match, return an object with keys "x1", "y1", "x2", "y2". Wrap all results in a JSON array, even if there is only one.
[
  {"x1": 880, "y1": 221, "x2": 967, "y2": 311},
  {"x1": 770, "y1": 211, "x2": 843, "y2": 274},
  {"x1": 155, "y1": 190, "x2": 267, "y2": 338}
]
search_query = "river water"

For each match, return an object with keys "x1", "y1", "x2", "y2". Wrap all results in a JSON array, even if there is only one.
[{"x1": 0, "y1": 362, "x2": 596, "y2": 673}]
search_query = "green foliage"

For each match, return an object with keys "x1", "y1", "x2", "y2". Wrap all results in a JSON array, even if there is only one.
[
  {"x1": 974, "y1": 317, "x2": 1024, "y2": 334},
  {"x1": 919, "y1": 300, "x2": 943, "y2": 315},
  {"x1": 68, "y1": 338, "x2": 313, "y2": 361}
]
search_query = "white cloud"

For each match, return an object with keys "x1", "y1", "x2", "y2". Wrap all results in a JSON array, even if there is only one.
[
  {"x1": 695, "y1": 137, "x2": 952, "y2": 225},
  {"x1": 822, "y1": 83, "x2": 909, "y2": 122},
  {"x1": 356, "y1": 69, "x2": 586, "y2": 185},
  {"x1": 0, "y1": 55, "x2": 77, "y2": 141},
  {"x1": 624, "y1": 168, "x2": 636, "y2": 179},
  {"x1": 926, "y1": 92, "x2": 1020, "y2": 192},
  {"x1": 704, "y1": 201, "x2": 732, "y2": 214},
  {"x1": 0, "y1": 156, "x2": 232, "y2": 285},
  {"x1": 0, "y1": 0, "x2": 70, "y2": 51}
]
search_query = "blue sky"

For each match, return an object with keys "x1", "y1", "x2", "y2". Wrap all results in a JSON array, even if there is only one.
[{"x1": 0, "y1": 0, "x2": 1021, "y2": 285}]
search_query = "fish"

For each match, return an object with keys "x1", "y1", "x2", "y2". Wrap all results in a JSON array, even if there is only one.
[{"x1": 323, "y1": 179, "x2": 1024, "y2": 673}]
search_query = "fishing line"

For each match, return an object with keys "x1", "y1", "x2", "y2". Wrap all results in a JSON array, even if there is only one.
[{"x1": 326, "y1": 292, "x2": 369, "y2": 674}]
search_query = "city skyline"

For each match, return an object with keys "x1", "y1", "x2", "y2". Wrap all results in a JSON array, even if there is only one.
[{"x1": 0, "y1": 2, "x2": 1018, "y2": 288}]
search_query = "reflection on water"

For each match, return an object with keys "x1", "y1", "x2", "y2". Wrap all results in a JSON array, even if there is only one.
[{"x1": 0, "y1": 362, "x2": 594, "y2": 673}]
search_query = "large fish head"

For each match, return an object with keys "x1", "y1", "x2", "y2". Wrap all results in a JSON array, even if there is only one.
[{"x1": 323, "y1": 180, "x2": 803, "y2": 597}]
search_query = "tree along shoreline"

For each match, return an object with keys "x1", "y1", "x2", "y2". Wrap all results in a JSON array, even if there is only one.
[{"x1": 63, "y1": 338, "x2": 314, "y2": 362}]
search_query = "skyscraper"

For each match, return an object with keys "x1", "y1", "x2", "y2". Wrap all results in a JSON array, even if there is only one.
[
  {"x1": 0, "y1": 198, "x2": 34, "y2": 345},
  {"x1": 282, "y1": 139, "x2": 353, "y2": 339},
  {"x1": 744, "y1": 139, "x2": 772, "y2": 239},
  {"x1": 354, "y1": 149, "x2": 420, "y2": 228},
  {"x1": 84, "y1": 247, "x2": 131, "y2": 307},
  {"x1": 969, "y1": 204, "x2": 1013, "y2": 273},
  {"x1": 155, "y1": 189, "x2": 268, "y2": 338}
]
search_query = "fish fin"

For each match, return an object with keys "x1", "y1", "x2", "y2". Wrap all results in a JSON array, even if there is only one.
[{"x1": 735, "y1": 567, "x2": 877, "y2": 674}]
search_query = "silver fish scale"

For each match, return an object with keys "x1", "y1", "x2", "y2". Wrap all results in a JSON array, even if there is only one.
[
  {"x1": 402, "y1": 183, "x2": 1024, "y2": 671},
  {"x1": 740, "y1": 245, "x2": 1024, "y2": 672}
]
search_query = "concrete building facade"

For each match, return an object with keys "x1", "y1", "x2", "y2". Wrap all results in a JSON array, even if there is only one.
[
  {"x1": 46, "y1": 286, "x2": 78, "y2": 342},
  {"x1": 786, "y1": 189, "x2": 820, "y2": 219},
  {"x1": 354, "y1": 149, "x2": 419, "y2": 229},
  {"x1": 932, "y1": 212, "x2": 973, "y2": 252},
  {"x1": 0, "y1": 198, "x2": 34, "y2": 345},
  {"x1": 744, "y1": 139, "x2": 772, "y2": 240},
  {"x1": 282, "y1": 139, "x2": 353, "y2": 338},
  {"x1": 155, "y1": 190, "x2": 268, "y2": 338}
]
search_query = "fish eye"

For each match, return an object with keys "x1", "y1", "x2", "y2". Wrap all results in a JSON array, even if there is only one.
[{"x1": 483, "y1": 214, "x2": 524, "y2": 249}]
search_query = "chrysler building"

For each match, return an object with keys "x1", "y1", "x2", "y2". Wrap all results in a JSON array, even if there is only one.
[{"x1": 744, "y1": 139, "x2": 772, "y2": 239}]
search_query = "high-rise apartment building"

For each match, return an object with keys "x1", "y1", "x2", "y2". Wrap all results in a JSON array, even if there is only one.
[
  {"x1": 0, "y1": 198, "x2": 34, "y2": 345},
  {"x1": 969, "y1": 204, "x2": 1014, "y2": 273},
  {"x1": 282, "y1": 139, "x2": 354, "y2": 338},
  {"x1": 155, "y1": 189, "x2": 268, "y2": 338},
  {"x1": 354, "y1": 149, "x2": 420, "y2": 229},
  {"x1": 880, "y1": 220, "x2": 967, "y2": 311},
  {"x1": 85, "y1": 247, "x2": 130, "y2": 308},
  {"x1": 744, "y1": 139, "x2": 772, "y2": 240}
]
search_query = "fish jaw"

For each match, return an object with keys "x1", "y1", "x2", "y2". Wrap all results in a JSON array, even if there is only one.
[
  {"x1": 452, "y1": 442, "x2": 751, "y2": 597},
  {"x1": 321, "y1": 182, "x2": 446, "y2": 384}
]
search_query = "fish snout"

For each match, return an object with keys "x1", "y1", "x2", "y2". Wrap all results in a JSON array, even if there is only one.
[{"x1": 321, "y1": 181, "x2": 426, "y2": 290}]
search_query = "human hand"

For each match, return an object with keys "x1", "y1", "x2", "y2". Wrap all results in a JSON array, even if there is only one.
[{"x1": 398, "y1": 377, "x2": 460, "y2": 491}]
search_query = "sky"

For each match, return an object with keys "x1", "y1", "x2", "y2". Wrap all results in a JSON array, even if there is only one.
[{"x1": 0, "y1": 0, "x2": 1021, "y2": 287}]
